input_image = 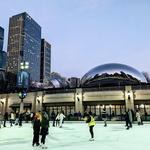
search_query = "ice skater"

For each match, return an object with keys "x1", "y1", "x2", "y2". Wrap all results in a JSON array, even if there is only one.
[
  {"x1": 59, "y1": 111, "x2": 65, "y2": 128},
  {"x1": 136, "y1": 110, "x2": 141, "y2": 125},
  {"x1": 56, "y1": 112, "x2": 60, "y2": 127},
  {"x1": 40, "y1": 111, "x2": 49, "y2": 149},
  {"x1": 3, "y1": 112, "x2": 8, "y2": 127},
  {"x1": 51, "y1": 110, "x2": 56, "y2": 127},
  {"x1": 32, "y1": 114, "x2": 41, "y2": 147},
  {"x1": 83, "y1": 111, "x2": 96, "y2": 141},
  {"x1": 102, "y1": 108, "x2": 107, "y2": 127}
]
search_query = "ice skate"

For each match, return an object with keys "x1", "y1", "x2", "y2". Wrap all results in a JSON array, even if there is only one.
[
  {"x1": 89, "y1": 138, "x2": 94, "y2": 141},
  {"x1": 41, "y1": 144, "x2": 48, "y2": 149}
]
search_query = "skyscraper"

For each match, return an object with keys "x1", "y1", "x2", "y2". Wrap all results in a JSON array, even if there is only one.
[
  {"x1": 0, "y1": 26, "x2": 4, "y2": 51},
  {"x1": 40, "y1": 39, "x2": 51, "y2": 82},
  {"x1": 7, "y1": 12, "x2": 41, "y2": 81},
  {"x1": 0, "y1": 26, "x2": 7, "y2": 70},
  {"x1": 0, "y1": 26, "x2": 6, "y2": 91}
]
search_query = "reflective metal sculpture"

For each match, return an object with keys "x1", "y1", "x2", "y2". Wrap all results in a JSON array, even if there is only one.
[{"x1": 81, "y1": 63, "x2": 147, "y2": 87}]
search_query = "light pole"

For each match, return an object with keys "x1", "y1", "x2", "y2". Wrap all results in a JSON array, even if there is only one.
[{"x1": 19, "y1": 61, "x2": 29, "y2": 113}]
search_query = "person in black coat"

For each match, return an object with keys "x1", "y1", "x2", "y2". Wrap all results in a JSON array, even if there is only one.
[
  {"x1": 19, "y1": 113, "x2": 23, "y2": 127},
  {"x1": 40, "y1": 111, "x2": 49, "y2": 148},
  {"x1": 3, "y1": 112, "x2": 8, "y2": 127},
  {"x1": 51, "y1": 111, "x2": 56, "y2": 127},
  {"x1": 32, "y1": 115, "x2": 41, "y2": 147},
  {"x1": 125, "y1": 111, "x2": 130, "y2": 130}
]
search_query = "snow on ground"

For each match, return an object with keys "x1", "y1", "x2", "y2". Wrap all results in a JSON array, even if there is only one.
[{"x1": 0, "y1": 122, "x2": 150, "y2": 150}]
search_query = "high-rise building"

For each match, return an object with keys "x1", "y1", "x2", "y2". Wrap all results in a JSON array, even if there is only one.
[
  {"x1": 0, "y1": 26, "x2": 4, "y2": 51},
  {"x1": 7, "y1": 12, "x2": 41, "y2": 81},
  {"x1": 0, "y1": 51, "x2": 7, "y2": 70},
  {"x1": 40, "y1": 39, "x2": 51, "y2": 82},
  {"x1": 0, "y1": 26, "x2": 7, "y2": 70}
]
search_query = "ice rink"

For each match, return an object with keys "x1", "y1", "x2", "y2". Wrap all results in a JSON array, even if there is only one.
[{"x1": 0, "y1": 122, "x2": 149, "y2": 150}]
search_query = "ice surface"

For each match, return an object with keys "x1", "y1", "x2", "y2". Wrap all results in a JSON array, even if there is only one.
[{"x1": 0, "y1": 122, "x2": 150, "y2": 150}]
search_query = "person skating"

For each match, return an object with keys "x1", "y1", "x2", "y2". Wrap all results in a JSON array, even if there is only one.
[
  {"x1": 102, "y1": 108, "x2": 107, "y2": 127},
  {"x1": 51, "y1": 110, "x2": 56, "y2": 127},
  {"x1": 55, "y1": 112, "x2": 60, "y2": 127},
  {"x1": 40, "y1": 111, "x2": 49, "y2": 149},
  {"x1": 136, "y1": 110, "x2": 141, "y2": 125},
  {"x1": 18, "y1": 112, "x2": 23, "y2": 127},
  {"x1": 32, "y1": 114, "x2": 41, "y2": 147},
  {"x1": 10, "y1": 111, "x2": 15, "y2": 127},
  {"x1": 59, "y1": 112, "x2": 65, "y2": 128},
  {"x1": 83, "y1": 111, "x2": 96, "y2": 141},
  {"x1": 15, "y1": 111, "x2": 19, "y2": 125},
  {"x1": 3, "y1": 112, "x2": 8, "y2": 127},
  {"x1": 125, "y1": 111, "x2": 130, "y2": 130}
]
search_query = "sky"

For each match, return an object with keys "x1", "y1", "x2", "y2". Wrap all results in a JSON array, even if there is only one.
[{"x1": 0, "y1": 0, "x2": 150, "y2": 78}]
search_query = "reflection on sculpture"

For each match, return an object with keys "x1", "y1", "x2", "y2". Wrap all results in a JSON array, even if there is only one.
[{"x1": 81, "y1": 63, "x2": 147, "y2": 87}]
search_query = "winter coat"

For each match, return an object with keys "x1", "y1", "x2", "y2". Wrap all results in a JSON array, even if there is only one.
[
  {"x1": 125, "y1": 112, "x2": 129, "y2": 122},
  {"x1": 40, "y1": 113, "x2": 49, "y2": 136},
  {"x1": 56, "y1": 114, "x2": 60, "y2": 120},
  {"x1": 86, "y1": 115, "x2": 96, "y2": 127},
  {"x1": 4, "y1": 112, "x2": 8, "y2": 120},
  {"x1": 33, "y1": 119, "x2": 41, "y2": 134},
  {"x1": 51, "y1": 111, "x2": 56, "y2": 120},
  {"x1": 10, "y1": 113, "x2": 15, "y2": 120},
  {"x1": 102, "y1": 110, "x2": 107, "y2": 118},
  {"x1": 59, "y1": 113, "x2": 65, "y2": 121}
]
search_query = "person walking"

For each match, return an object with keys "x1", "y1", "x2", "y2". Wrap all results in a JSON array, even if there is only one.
[
  {"x1": 3, "y1": 112, "x2": 8, "y2": 127},
  {"x1": 59, "y1": 112, "x2": 65, "y2": 128},
  {"x1": 83, "y1": 111, "x2": 96, "y2": 141},
  {"x1": 40, "y1": 111, "x2": 49, "y2": 149},
  {"x1": 102, "y1": 108, "x2": 107, "y2": 127},
  {"x1": 32, "y1": 114, "x2": 41, "y2": 147}
]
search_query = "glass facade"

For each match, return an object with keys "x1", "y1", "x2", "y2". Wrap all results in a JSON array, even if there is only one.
[
  {"x1": 40, "y1": 39, "x2": 51, "y2": 82},
  {"x1": 0, "y1": 26, "x2": 4, "y2": 51},
  {"x1": 84, "y1": 104, "x2": 126, "y2": 121},
  {"x1": 7, "y1": 12, "x2": 41, "y2": 81},
  {"x1": 0, "y1": 51, "x2": 7, "y2": 70}
]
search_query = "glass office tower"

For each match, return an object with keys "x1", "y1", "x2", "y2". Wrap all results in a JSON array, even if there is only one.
[
  {"x1": 40, "y1": 39, "x2": 51, "y2": 82},
  {"x1": 0, "y1": 51, "x2": 7, "y2": 70},
  {"x1": 0, "y1": 26, "x2": 4, "y2": 51},
  {"x1": 7, "y1": 12, "x2": 41, "y2": 81}
]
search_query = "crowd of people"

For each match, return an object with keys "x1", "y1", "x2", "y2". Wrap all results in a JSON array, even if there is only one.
[{"x1": 0, "y1": 107, "x2": 146, "y2": 148}]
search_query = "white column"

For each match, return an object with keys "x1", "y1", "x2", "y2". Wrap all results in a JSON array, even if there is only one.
[
  {"x1": 20, "y1": 100, "x2": 24, "y2": 113},
  {"x1": 125, "y1": 86, "x2": 134, "y2": 111},
  {"x1": 75, "y1": 88, "x2": 83, "y2": 114}
]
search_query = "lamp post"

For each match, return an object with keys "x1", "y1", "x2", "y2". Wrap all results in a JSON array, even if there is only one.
[{"x1": 19, "y1": 61, "x2": 29, "y2": 113}]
